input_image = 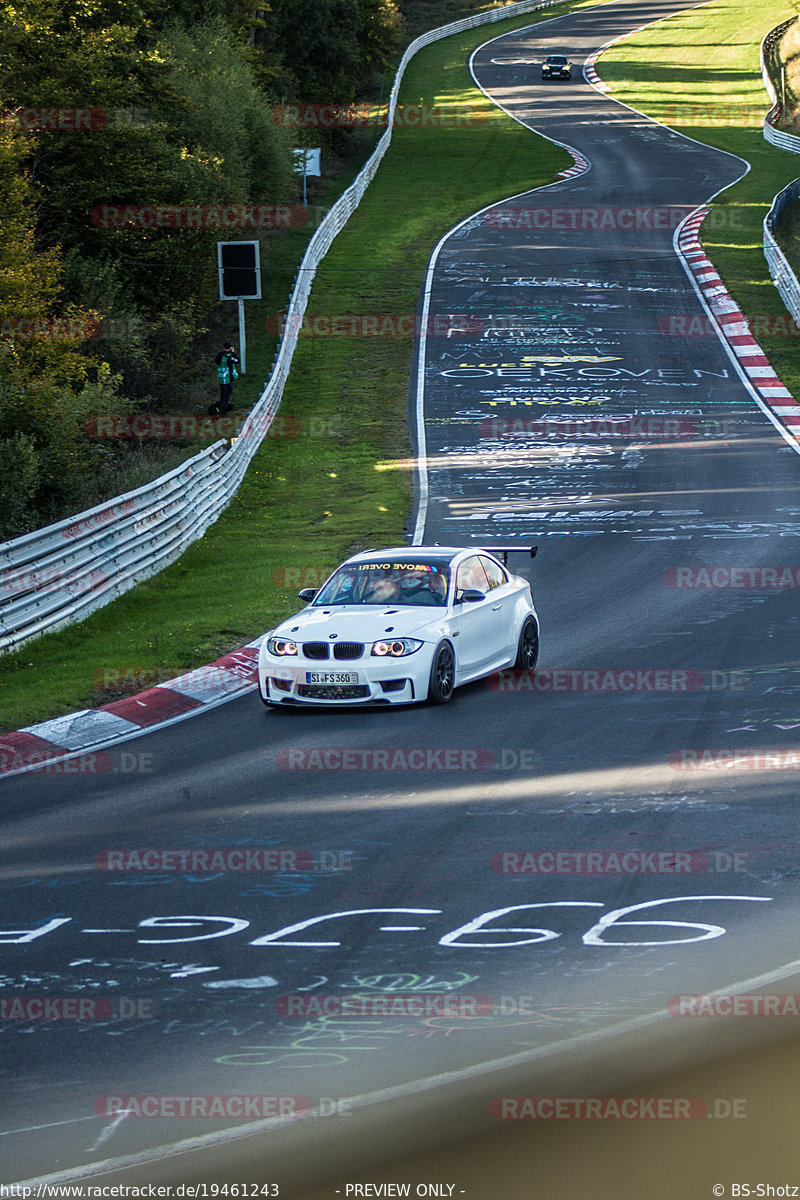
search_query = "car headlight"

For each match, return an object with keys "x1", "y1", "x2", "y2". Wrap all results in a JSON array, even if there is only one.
[
  {"x1": 267, "y1": 637, "x2": 298, "y2": 656},
  {"x1": 371, "y1": 638, "x2": 424, "y2": 658}
]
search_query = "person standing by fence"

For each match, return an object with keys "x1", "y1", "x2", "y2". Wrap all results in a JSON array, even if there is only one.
[{"x1": 209, "y1": 341, "x2": 239, "y2": 415}]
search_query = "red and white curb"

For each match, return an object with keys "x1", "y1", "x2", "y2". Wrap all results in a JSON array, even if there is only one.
[
  {"x1": 557, "y1": 150, "x2": 590, "y2": 178},
  {"x1": 0, "y1": 641, "x2": 263, "y2": 777},
  {"x1": 583, "y1": 59, "x2": 610, "y2": 93},
  {"x1": 584, "y1": 24, "x2": 800, "y2": 450},
  {"x1": 678, "y1": 210, "x2": 800, "y2": 442}
]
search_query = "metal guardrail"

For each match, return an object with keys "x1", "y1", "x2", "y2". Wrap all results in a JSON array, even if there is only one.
[
  {"x1": 764, "y1": 177, "x2": 800, "y2": 327},
  {"x1": 760, "y1": 19, "x2": 800, "y2": 328},
  {"x1": 763, "y1": 116, "x2": 800, "y2": 153},
  {"x1": 761, "y1": 18, "x2": 800, "y2": 152},
  {"x1": 0, "y1": 0, "x2": 557, "y2": 654}
]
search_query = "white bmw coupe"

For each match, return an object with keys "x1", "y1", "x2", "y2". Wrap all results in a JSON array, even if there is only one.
[{"x1": 258, "y1": 545, "x2": 539, "y2": 707}]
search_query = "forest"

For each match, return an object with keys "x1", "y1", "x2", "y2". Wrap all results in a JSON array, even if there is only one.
[{"x1": 0, "y1": 0, "x2": 412, "y2": 539}]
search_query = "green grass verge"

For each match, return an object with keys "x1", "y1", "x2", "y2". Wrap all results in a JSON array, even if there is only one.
[
  {"x1": 0, "y1": 0, "x2": 592, "y2": 731},
  {"x1": 597, "y1": 0, "x2": 800, "y2": 399}
]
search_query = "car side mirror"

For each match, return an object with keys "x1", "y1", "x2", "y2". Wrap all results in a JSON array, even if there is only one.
[
  {"x1": 298, "y1": 588, "x2": 318, "y2": 602},
  {"x1": 456, "y1": 588, "x2": 485, "y2": 604}
]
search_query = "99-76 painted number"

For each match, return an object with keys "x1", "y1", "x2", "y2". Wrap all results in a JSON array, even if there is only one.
[
  {"x1": 0, "y1": 896, "x2": 771, "y2": 949},
  {"x1": 128, "y1": 896, "x2": 775, "y2": 948}
]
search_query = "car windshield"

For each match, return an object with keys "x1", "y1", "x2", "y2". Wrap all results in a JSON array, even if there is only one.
[
  {"x1": 312, "y1": 560, "x2": 450, "y2": 606},
  {"x1": 546, "y1": 55, "x2": 567, "y2": 63}
]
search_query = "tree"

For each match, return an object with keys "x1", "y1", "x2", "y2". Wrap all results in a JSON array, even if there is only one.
[{"x1": 262, "y1": 0, "x2": 401, "y2": 102}]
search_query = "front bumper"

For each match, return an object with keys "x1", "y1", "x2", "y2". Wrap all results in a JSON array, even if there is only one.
[{"x1": 258, "y1": 648, "x2": 434, "y2": 706}]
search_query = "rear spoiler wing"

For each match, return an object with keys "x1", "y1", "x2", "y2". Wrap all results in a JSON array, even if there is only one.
[{"x1": 480, "y1": 545, "x2": 538, "y2": 566}]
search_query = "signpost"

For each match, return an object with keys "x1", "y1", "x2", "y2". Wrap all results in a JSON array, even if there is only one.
[
  {"x1": 217, "y1": 240, "x2": 261, "y2": 373},
  {"x1": 293, "y1": 148, "x2": 321, "y2": 207}
]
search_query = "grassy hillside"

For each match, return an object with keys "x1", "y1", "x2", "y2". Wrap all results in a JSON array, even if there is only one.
[{"x1": 0, "y1": 0, "x2": 582, "y2": 730}]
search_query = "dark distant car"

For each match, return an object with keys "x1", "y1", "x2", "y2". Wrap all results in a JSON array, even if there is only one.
[{"x1": 542, "y1": 54, "x2": 572, "y2": 81}]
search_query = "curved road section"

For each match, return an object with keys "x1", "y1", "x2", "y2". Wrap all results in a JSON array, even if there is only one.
[
  {"x1": 3, "y1": 0, "x2": 800, "y2": 1189},
  {"x1": 415, "y1": 2, "x2": 794, "y2": 550}
]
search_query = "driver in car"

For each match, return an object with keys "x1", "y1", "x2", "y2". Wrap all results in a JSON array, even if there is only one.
[
  {"x1": 400, "y1": 569, "x2": 447, "y2": 605},
  {"x1": 366, "y1": 571, "x2": 400, "y2": 603}
]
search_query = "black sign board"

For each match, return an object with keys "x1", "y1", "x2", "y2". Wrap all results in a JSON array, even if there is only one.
[{"x1": 217, "y1": 240, "x2": 261, "y2": 300}]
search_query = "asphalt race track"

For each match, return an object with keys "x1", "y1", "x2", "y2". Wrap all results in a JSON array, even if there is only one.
[{"x1": 2, "y1": 0, "x2": 800, "y2": 1191}]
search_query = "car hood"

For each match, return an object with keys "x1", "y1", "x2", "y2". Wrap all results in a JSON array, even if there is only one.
[{"x1": 271, "y1": 605, "x2": 447, "y2": 642}]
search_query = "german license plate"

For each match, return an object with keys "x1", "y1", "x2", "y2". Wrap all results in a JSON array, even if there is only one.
[{"x1": 306, "y1": 671, "x2": 359, "y2": 685}]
